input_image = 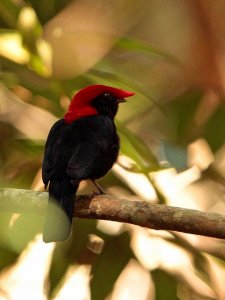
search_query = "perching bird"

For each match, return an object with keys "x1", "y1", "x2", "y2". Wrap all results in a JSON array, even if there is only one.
[{"x1": 42, "y1": 84, "x2": 135, "y2": 242}]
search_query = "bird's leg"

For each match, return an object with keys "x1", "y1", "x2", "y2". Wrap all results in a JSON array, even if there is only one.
[{"x1": 91, "y1": 180, "x2": 106, "y2": 195}]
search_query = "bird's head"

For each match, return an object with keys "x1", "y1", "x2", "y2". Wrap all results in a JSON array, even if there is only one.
[{"x1": 64, "y1": 84, "x2": 135, "y2": 124}]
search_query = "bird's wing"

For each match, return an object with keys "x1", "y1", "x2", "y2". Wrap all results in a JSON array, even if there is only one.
[
  {"x1": 66, "y1": 138, "x2": 104, "y2": 180},
  {"x1": 42, "y1": 119, "x2": 65, "y2": 186},
  {"x1": 67, "y1": 117, "x2": 118, "y2": 180}
]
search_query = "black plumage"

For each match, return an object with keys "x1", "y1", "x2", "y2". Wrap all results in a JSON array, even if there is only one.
[{"x1": 42, "y1": 93, "x2": 121, "y2": 242}]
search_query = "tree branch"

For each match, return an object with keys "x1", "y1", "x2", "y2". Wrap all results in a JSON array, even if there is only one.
[{"x1": 0, "y1": 188, "x2": 225, "y2": 239}]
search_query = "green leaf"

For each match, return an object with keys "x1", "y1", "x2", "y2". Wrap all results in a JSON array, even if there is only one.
[
  {"x1": 116, "y1": 37, "x2": 181, "y2": 65},
  {"x1": 0, "y1": 0, "x2": 20, "y2": 28},
  {"x1": 204, "y1": 104, "x2": 225, "y2": 151},
  {"x1": 152, "y1": 269, "x2": 179, "y2": 300},
  {"x1": 118, "y1": 123, "x2": 160, "y2": 173},
  {"x1": 166, "y1": 89, "x2": 203, "y2": 144},
  {"x1": 1, "y1": 56, "x2": 60, "y2": 101},
  {"x1": 0, "y1": 30, "x2": 29, "y2": 64}
]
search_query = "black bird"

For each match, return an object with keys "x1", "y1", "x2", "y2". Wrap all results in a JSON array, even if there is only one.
[{"x1": 42, "y1": 84, "x2": 135, "y2": 242}]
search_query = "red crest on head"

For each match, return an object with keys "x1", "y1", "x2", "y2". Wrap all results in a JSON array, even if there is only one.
[{"x1": 64, "y1": 84, "x2": 135, "y2": 124}]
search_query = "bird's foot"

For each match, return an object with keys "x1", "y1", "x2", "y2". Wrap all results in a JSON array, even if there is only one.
[
  {"x1": 91, "y1": 191, "x2": 103, "y2": 198},
  {"x1": 91, "y1": 180, "x2": 106, "y2": 195}
]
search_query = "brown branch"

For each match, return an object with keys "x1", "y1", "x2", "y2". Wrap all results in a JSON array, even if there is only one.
[{"x1": 0, "y1": 188, "x2": 225, "y2": 239}]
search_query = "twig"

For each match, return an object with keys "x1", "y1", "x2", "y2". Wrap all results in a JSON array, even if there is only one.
[{"x1": 0, "y1": 188, "x2": 225, "y2": 239}]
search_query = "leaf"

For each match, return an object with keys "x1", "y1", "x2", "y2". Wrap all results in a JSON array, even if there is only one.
[
  {"x1": 118, "y1": 123, "x2": 160, "y2": 173},
  {"x1": 0, "y1": 30, "x2": 29, "y2": 64},
  {"x1": 166, "y1": 89, "x2": 203, "y2": 144},
  {"x1": 116, "y1": 37, "x2": 181, "y2": 65},
  {"x1": 152, "y1": 269, "x2": 179, "y2": 300},
  {"x1": 0, "y1": 0, "x2": 20, "y2": 28},
  {"x1": 91, "y1": 232, "x2": 134, "y2": 300},
  {"x1": 1, "y1": 56, "x2": 59, "y2": 101},
  {"x1": 204, "y1": 104, "x2": 225, "y2": 152}
]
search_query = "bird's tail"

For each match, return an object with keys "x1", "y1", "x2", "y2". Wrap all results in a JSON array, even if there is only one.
[{"x1": 43, "y1": 178, "x2": 78, "y2": 243}]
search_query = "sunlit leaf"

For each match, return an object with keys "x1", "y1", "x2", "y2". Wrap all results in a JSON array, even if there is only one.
[
  {"x1": 0, "y1": 30, "x2": 29, "y2": 64},
  {"x1": 110, "y1": 259, "x2": 154, "y2": 300},
  {"x1": 0, "y1": 235, "x2": 54, "y2": 300},
  {"x1": 53, "y1": 265, "x2": 91, "y2": 300},
  {"x1": 91, "y1": 232, "x2": 134, "y2": 300},
  {"x1": 17, "y1": 6, "x2": 42, "y2": 45}
]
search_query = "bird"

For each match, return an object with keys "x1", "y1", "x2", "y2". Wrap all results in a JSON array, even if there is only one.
[{"x1": 42, "y1": 84, "x2": 135, "y2": 242}]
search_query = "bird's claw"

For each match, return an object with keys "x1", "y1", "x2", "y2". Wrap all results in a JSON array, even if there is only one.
[{"x1": 91, "y1": 180, "x2": 106, "y2": 195}]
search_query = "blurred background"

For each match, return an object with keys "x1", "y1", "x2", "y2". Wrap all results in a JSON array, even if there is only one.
[{"x1": 0, "y1": 0, "x2": 225, "y2": 299}]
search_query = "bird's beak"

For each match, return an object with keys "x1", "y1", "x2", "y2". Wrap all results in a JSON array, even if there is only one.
[{"x1": 117, "y1": 98, "x2": 127, "y2": 104}]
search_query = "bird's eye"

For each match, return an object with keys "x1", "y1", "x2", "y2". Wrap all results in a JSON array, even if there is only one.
[{"x1": 103, "y1": 93, "x2": 111, "y2": 98}]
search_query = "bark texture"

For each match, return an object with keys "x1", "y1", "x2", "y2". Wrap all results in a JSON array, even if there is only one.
[{"x1": 0, "y1": 188, "x2": 225, "y2": 239}]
